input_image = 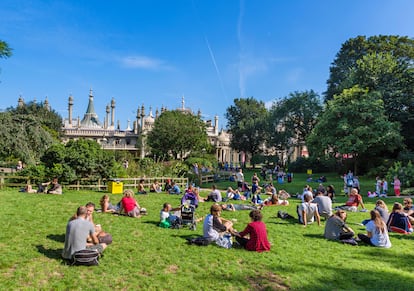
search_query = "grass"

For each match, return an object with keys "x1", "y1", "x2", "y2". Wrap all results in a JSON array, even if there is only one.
[{"x1": 1, "y1": 171, "x2": 414, "y2": 290}]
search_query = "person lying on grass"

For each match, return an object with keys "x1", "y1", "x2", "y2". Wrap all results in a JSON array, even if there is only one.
[
  {"x1": 232, "y1": 210, "x2": 271, "y2": 252},
  {"x1": 220, "y1": 203, "x2": 258, "y2": 211}
]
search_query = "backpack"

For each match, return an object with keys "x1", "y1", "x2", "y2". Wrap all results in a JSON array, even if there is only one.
[{"x1": 72, "y1": 249, "x2": 100, "y2": 266}]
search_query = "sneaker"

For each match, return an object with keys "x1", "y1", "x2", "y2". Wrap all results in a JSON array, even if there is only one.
[{"x1": 360, "y1": 209, "x2": 368, "y2": 212}]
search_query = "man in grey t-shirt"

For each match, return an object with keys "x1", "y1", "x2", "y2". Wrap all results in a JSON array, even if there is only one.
[
  {"x1": 312, "y1": 190, "x2": 333, "y2": 219},
  {"x1": 62, "y1": 206, "x2": 107, "y2": 260}
]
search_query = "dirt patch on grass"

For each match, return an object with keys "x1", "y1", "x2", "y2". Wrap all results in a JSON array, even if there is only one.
[
  {"x1": 247, "y1": 272, "x2": 290, "y2": 290},
  {"x1": 165, "y1": 264, "x2": 179, "y2": 274}
]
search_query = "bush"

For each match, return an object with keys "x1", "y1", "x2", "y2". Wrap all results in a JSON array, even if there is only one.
[
  {"x1": 386, "y1": 160, "x2": 414, "y2": 188},
  {"x1": 288, "y1": 156, "x2": 337, "y2": 173}
]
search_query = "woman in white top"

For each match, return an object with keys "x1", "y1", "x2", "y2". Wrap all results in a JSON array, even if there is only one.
[{"x1": 358, "y1": 210, "x2": 391, "y2": 248}]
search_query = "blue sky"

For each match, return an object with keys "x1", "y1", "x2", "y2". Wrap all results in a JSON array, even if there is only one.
[{"x1": 0, "y1": 0, "x2": 413, "y2": 129}]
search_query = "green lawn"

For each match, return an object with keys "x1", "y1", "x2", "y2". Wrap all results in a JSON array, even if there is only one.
[{"x1": 1, "y1": 172, "x2": 414, "y2": 290}]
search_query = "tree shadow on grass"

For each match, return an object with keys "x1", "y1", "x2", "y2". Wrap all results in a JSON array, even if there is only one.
[
  {"x1": 36, "y1": 244, "x2": 64, "y2": 260},
  {"x1": 47, "y1": 234, "x2": 65, "y2": 243},
  {"x1": 303, "y1": 233, "x2": 326, "y2": 240}
]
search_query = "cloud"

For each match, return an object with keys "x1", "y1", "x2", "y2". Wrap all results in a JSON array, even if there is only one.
[{"x1": 120, "y1": 56, "x2": 170, "y2": 70}]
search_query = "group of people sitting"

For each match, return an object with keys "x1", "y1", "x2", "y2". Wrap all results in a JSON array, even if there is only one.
[
  {"x1": 21, "y1": 177, "x2": 63, "y2": 194},
  {"x1": 281, "y1": 185, "x2": 413, "y2": 248},
  {"x1": 62, "y1": 202, "x2": 112, "y2": 262}
]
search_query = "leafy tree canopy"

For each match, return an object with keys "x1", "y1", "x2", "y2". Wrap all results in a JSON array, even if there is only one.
[
  {"x1": 325, "y1": 35, "x2": 414, "y2": 150},
  {"x1": 147, "y1": 110, "x2": 209, "y2": 160},
  {"x1": 267, "y1": 90, "x2": 322, "y2": 155},
  {"x1": 307, "y1": 86, "x2": 403, "y2": 174},
  {"x1": 225, "y1": 97, "x2": 268, "y2": 157},
  {"x1": 0, "y1": 111, "x2": 56, "y2": 165},
  {"x1": 0, "y1": 40, "x2": 12, "y2": 59}
]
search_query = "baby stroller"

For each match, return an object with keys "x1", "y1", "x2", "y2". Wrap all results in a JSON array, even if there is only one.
[{"x1": 180, "y1": 203, "x2": 197, "y2": 230}]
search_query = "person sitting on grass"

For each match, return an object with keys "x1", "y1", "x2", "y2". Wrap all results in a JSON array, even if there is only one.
[
  {"x1": 62, "y1": 206, "x2": 107, "y2": 261},
  {"x1": 312, "y1": 190, "x2": 332, "y2": 220},
  {"x1": 265, "y1": 183, "x2": 277, "y2": 196},
  {"x1": 150, "y1": 180, "x2": 162, "y2": 193},
  {"x1": 38, "y1": 177, "x2": 63, "y2": 194},
  {"x1": 120, "y1": 189, "x2": 142, "y2": 218},
  {"x1": 159, "y1": 202, "x2": 181, "y2": 228},
  {"x1": 361, "y1": 199, "x2": 389, "y2": 225},
  {"x1": 298, "y1": 193, "x2": 320, "y2": 227},
  {"x1": 99, "y1": 194, "x2": 120, "y2": 213},
  {"x1": 225, "y1": 187, "x2": 243, "y2": 201},
  {"x1": 402, "y1": 198, "x2": 414, "y2": 224},
  {"x1": 232, "y1": 210, "x2": 271, "y2": 252},
  {"x1": 358, "y1": 210, "x2": 391, "y2": 248},
  {"x1": 335, "y1": 188, "x2": 366, "y2": 212},
  {"x1": 168, "y1": 181, "x2": 181, "y2": 195},
  {"x1": 137, "y1": 179, "x2": 147, "y2": 194},
  {"x1": 386, "y1": 202, "x2": 413, "y2": 234},
  {"x1": 203, "y1": 204, "x2": 234, "y2": 243},
  {"x1": 205, "y1": 184, "x2": 222, "y2": 202},
  {"x1": 324, "y1": 210, "x2": 357, "y2": 245}
]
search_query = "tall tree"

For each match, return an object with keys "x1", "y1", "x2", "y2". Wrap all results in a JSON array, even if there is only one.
[
  {"x1": 267, "y1": 90, "x2": 322, "y2": 160},
  {"x1": 0, "y1": 112, "x2": 56, "y2": 165},
  {"x1": 147, "y1": 110, "x2": 209, "y2": 160},
  {"x1": 307, "y1": 86, "x2": 403, "y2": 174},
  {"x1": 325, "y1": 35, "x2": 414, "y2": 150},
  {"x1": 225, "y1": 97, "x2": 268, "y2": 160},
  {"x1": 325, "y1": 35, "x2": 414, "y2": 101}
]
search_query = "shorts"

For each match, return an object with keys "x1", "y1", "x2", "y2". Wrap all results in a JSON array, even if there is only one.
[{"x1": 86, "y1": 244, "x2": 104, "y2": 254}]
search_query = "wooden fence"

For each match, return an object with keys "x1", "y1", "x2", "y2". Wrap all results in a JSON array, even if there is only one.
[{"x1": 0, "y1": 175, "x2": 188, "y2": 192}]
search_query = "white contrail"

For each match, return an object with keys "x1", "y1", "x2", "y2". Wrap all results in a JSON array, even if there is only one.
[
  {"x1": 238, "y1": 0, "x2": 245, "y2": 98},
  {"x1": 204, "y1": 36, "x2": 228, "y2": 101}
]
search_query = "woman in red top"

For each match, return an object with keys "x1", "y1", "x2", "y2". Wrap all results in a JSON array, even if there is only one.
[
  {"x1": 233, "y1": 210, "x2": 271, "y2": 252},
  {"x1": 120, "y1": 189, "x2": 141, "y2": 218}
]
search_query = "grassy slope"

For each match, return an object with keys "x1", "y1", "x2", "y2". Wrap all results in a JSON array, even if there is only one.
[{"x1": 1, "y1": 172, "x2": 414, "y2": 290}]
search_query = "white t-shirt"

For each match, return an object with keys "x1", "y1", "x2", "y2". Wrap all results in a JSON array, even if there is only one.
[
  {"x1": 298, "y1": 202, "x2": 318, "y2": 224},
  {"x1": 366, "y1": 220, "x2": 391, "y2": 248}
]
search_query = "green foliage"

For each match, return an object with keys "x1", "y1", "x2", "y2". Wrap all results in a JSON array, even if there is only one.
[
  {"x1": 41, "y1": 139, "x2": 116, "y2": 181},
  {"x1": 386, "y1": 160, "x2": 414, "y2": 188},
  {"x1": 267, "y1": 90, "x2": 323, "y2": 153},
  {"x1": 288, "y1": 156, "x2": 338, "y2": 174},
  {"x1": 0, "y1": 111, "x2": 57, "y2": 165},
  {"x1": 225, "y1": 97, "x2": 268, "y2": 157},
  {"x1": 0, "y1": 40, "x2": 12, "y2": 58},
  {"x1": 325, "y1": 35, "x2": 414, "y2": 150},
  {"x1": 10, "y1": 101, "x2": 63, "y2": 135},
  {"x1": 147, "y1": 110, "x2": 209, "y2": 160},
  {"x1": 307, "y1": 86, "x2": 403, "y2": 174}
]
